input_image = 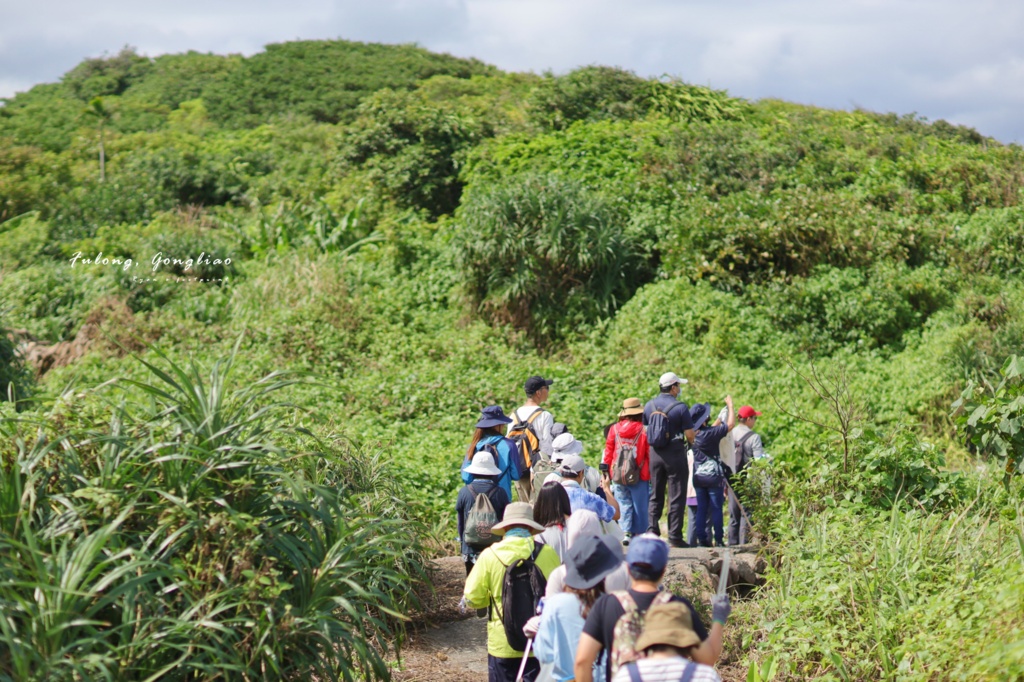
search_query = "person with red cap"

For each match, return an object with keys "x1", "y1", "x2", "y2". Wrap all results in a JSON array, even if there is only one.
[{"x1": 728, "y1": 406, "x2": 764, "y2": 546}]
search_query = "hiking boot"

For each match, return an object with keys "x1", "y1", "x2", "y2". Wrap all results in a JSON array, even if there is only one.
[
  {"x1": 668, "y1": 539, "x2": 689, "y2": 549},
  {"x1": 698, "y1": 540, "x2": 713, "y2": 548},
  {"x1": 622, "y1": 533, "x2": 632, "y2": 546}
]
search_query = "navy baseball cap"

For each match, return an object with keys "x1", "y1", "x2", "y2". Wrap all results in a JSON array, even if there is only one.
[
  {"x1": 524, "y1": 376, "x2": 554, "y2": 395},
  {"x1": 626, "y1": 534, "x2": 670, "y2": 572}
]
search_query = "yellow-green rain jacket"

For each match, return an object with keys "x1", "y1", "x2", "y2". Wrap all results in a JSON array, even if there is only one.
[{"x1": 463, "y1": 535, "x2": 560, "y2": 658}]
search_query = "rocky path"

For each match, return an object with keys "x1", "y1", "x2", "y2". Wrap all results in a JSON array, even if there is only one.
[{"x1": 392, "y1": 545, "x2": 767, "y2": 682}]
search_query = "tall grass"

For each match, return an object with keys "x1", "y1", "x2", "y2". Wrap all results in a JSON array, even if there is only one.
[
  {"x1": 0, "y1": 343, "x2": 428, "y2": 681},
  {"x1": 748, "y1": 482, "x2": 1024, "y2": 681}
]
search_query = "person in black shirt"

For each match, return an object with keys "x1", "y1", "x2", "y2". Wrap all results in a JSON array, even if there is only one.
[
  {"x1": 573, "y1": 535, "x2": 728, "y2": 682},
  {"x1": 643, "y1": 372, "x2": 696, "y2": 548}
]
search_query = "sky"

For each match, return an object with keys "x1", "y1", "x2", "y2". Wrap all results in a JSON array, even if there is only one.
[{"x1": 2, "y1": 0, "x2": 1022, "y2": 143}]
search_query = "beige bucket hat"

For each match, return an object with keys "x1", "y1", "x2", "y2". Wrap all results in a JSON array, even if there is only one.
[{"x1": 490, "y1": 502, "x2": 545, "y2": 535}]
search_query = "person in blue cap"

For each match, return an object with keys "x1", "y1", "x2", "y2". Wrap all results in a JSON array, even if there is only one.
[
  {"x1": 690, "y1": 396, "x2": 736, "y2": 548},
  {"x1": 574, "y1": 534, "x2": 728, "y2": 682},
  {"x1": 462, "y1": 405, "x2": 523, "y2": 502}
]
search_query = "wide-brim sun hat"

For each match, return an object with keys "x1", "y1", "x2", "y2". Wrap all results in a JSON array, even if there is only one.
[
  {"x1": 464, "y1": 450, "x2": 501, "y2": 477},
  {"x1": 563, "y1": 534, "x2": 625, "y2": 590},
  {"x1": 552, "y1": 433, "x2": 584, "y2": 457},
  {"x1": 635, "y1": 602, "x2": 702, "y2": 651},
  {"x1": 491, "y1": 502, "x2": 545, "y2": 535},
  {"x1": 475, "y1": 404, "x2": 513, "y2": 429},
  {"x1": 689, "y1": 401, "x2": 711, "y2": 430},
  {"x1": 619, "y1": 397, "x2": 643, "y2": 418}
]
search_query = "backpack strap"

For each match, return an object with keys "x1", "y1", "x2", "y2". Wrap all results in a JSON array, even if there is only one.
[
  {"x1": 678, "y1": 661, "x2": 696, "y2": 682},
  {"x1": 626, "y1": 661, "x2": 642, "y2": 682},
  {"x1": 612, "y1": 590, "x2": 637, "y2": 615}
]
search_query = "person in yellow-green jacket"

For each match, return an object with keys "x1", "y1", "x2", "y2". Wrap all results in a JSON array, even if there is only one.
[{"x1": 464, "y1": 501, "x2": 561, "y2": 682}]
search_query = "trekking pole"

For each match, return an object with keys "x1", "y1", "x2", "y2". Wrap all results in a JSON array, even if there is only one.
[
  {"x1": 515, "y1": 638, "x2": 533, "y2": 682},
  {"x1": 717, "y1": 548, "x2": 731, "y2": 596},
  {"x1": 724, "y1": 480, "x2": 755, "y2": 535}
]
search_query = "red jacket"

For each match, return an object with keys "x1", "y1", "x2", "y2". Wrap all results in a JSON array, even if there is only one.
[{"x1": 603, "y1": 419, "x2": 650, "y2": 481}]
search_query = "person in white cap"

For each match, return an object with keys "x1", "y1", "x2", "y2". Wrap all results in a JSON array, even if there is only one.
[
  {"x1": 557, "y1": 454, "x2": 620, "y2": 523},
  {"x1": 643, "y1": 372, "x2": 696, "y2": 548},
  {"x1": 456, "y1": 451, "x2": 512, "y2": 576},
  {"x1": 541, "y1": 433, "x2": 604, "y2": 494}
]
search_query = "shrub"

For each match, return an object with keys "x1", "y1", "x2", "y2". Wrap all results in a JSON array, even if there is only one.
[
  {"x1": 0, "y1": 344, "x2": 428, "y2": 680},
  {"x1": 455, "y1": 173, "x2": 652, "y2": 344},
  {"x1": 528, "y1": 65, "x2": 647, "y2": 130}
]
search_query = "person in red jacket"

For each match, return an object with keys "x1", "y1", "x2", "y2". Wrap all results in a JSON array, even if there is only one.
[{"x1": 603, "y1": 398, "x2": 650, "y2": 545}]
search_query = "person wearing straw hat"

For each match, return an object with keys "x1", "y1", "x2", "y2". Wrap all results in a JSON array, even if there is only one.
[
  {"x1": 603, "y1": 398, "x2": 651, "y2": 546},
  {"x1": 531, "y1": 534, "x2": 626, "y2": 682},
  {"x1": 462, "y1": 405, "x2": 523, "y2": 503},
  {"x1": 457, "y1": 450, "x2": 512, "y2": 576},
  {"x1": 464, "y1": 502, "x2": 561, "y2": 682},
  {"x1": 610, "y1": 602, "x2": 722, "y2": 682}
]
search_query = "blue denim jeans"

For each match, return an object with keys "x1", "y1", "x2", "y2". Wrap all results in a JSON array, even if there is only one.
[
  {"x1": 695, "y1": 486, "x2": 725, "y2": 546},
  {"x1": 612, "y1": 479, "x2": 650, "y2": 535},
  {"x1": 687, "y1": 504, "x2": 712, "y2": 547}
]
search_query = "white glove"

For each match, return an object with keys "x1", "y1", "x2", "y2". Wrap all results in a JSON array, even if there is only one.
[{"x1": 523, "y1": 615, "x2": 541, "y2": 638}]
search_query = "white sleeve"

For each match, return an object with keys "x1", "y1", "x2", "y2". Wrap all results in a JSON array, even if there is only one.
[
  {"x1": 537, "y1": 410, "x2": 554, "y2": 457},
  {"x1": 545, "y1": 565, "x2": 566, "y2": 598},
  {"x1": 750, "y1": 433, "x2": 765, "y2": 459}
]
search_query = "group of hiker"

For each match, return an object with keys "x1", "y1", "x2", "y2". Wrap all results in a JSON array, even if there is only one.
[{"x1": 455, "y1": 373, "x2": 766, "y2": 681}]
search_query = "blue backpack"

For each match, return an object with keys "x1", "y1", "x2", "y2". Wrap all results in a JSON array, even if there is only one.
[{"x1": 646, "y1": 400, "x2": 687, "y2": 449}]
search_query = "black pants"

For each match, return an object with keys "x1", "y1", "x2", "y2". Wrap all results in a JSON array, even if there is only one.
[
  {"x1": 647, "y1": 445, "x2": 688, "y2": 543},
  {"x1": 488, "y1": 654, "x2": 539, "y2": 682}
]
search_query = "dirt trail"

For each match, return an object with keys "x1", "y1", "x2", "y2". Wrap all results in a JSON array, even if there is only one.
[{"x1": 393, "y1": 546, "x2": 766, "y2": 681}]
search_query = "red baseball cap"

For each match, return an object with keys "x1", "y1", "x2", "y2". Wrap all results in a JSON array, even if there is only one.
[{"x1": 738, "y1": 406, "x2": 762, "y2": 419}]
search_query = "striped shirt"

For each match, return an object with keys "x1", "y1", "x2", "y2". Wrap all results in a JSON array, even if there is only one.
[{"x1": 612, "y1": 658, "x2": 721, "y2": 682}]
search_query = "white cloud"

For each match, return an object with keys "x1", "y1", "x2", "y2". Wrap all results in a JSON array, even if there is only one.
[{"x1": 1, "y1": 0, "x2": 1021, "y2": 142}]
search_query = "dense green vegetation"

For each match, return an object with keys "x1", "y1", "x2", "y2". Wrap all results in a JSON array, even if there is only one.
[{"x1": 2, "y1": 38, "x2": 1023, "y2": 680}]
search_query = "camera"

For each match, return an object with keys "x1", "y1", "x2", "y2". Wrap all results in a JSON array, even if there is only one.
[{"x1": 599, "y1": 462, "x2": 610, "y2": 474}]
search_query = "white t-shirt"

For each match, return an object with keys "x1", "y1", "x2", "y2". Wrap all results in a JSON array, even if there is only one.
[
  {"x1": 510, "y1": 405, "x2": 554, "y2": 460},
  {"x1": 611, "y1": 657, "x2": 721, "y2": 682}
]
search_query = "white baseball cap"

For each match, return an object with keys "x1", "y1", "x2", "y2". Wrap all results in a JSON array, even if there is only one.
[{"x1": 659, "y1": 372, "x2": 689, "y2": 389}]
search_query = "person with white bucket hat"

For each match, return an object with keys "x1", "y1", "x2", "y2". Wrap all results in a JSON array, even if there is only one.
[
  {"x1": 542, "y1": 433, "x2": 603, "y2": 494},
  {"x1": 457, "y1": 450, "x2": 512, "y2": 576}
]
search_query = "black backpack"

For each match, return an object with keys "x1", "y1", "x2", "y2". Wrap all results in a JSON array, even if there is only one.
[
  {"x1": 646, "y1": 399, "x2": 686, "y2": 449},
  {"x1": 491, "y1": 543, "x2": 547, "y2": 652}
]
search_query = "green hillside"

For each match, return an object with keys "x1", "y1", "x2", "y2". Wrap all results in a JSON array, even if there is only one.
[{"x1": 2, "y1": 39, "x2": 1024, "y2": 680}]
